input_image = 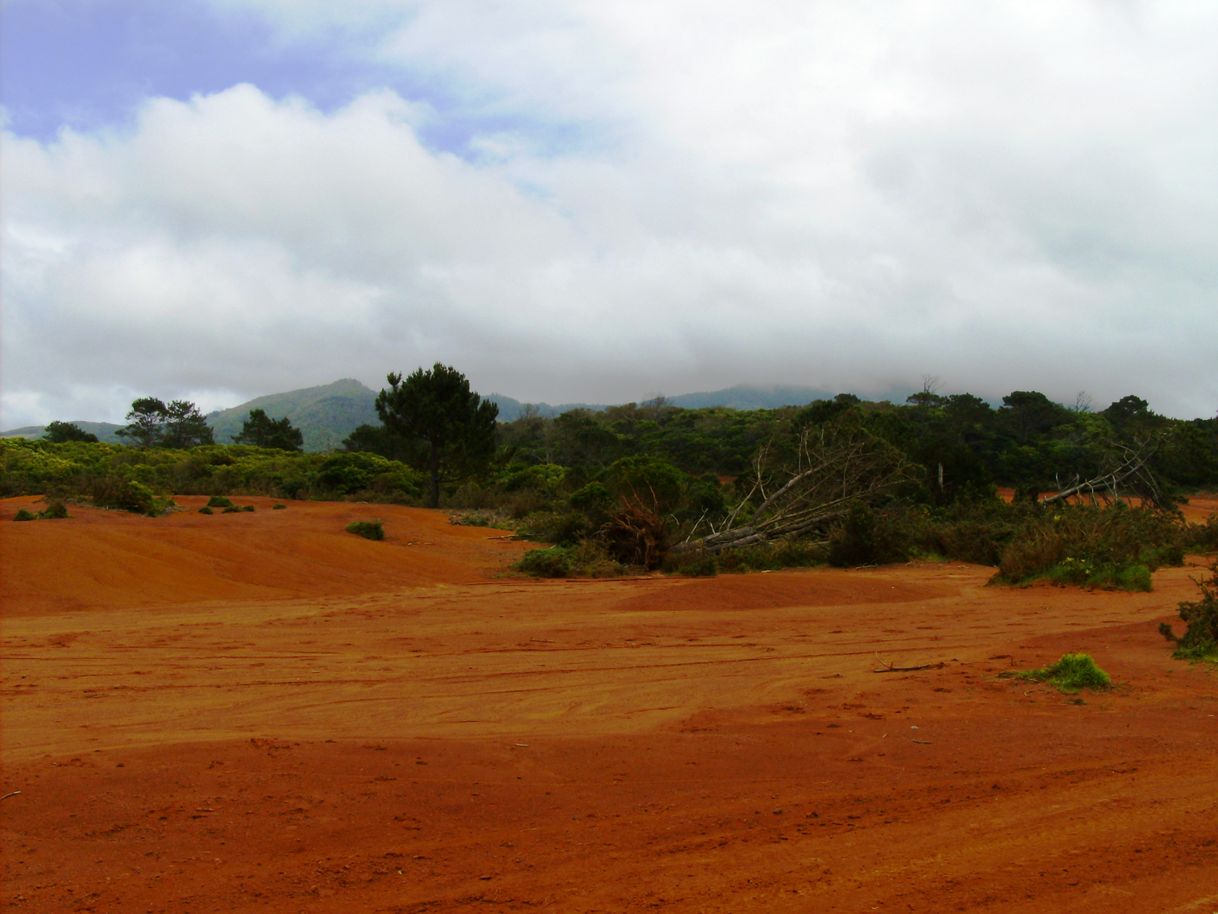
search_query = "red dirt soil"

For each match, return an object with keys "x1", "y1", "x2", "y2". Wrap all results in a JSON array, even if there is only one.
[{"x1": 2, "y1": 495, "x2": 1216, "y2": 913}]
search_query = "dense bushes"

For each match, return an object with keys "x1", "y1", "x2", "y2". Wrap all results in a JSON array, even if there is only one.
[
  {"x1": 994, "y1": 503, "x2": 1184, "y2": 589},
  {"x1": 513, "y1": 542, "x2": 624, "y2": 578},
  {"x1": 0, "y1": 438, "x2": 424, "y2": 504}
]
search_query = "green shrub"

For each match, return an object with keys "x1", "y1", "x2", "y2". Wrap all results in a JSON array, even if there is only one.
[
  {"x1": 1160, "y1": 562, "x2": 1218, "y2": 662},
  {"x1": 38, "y1": 499, "x2": 69, "y2": 519},
  {"x1": 242, "y1": 505, "x2": 255, "y2": 512},
  {"x1": 206, "y1": 495, "x2": 234, "y2": 508},
  {"x1": 513, "y1": 542, "x2": 624, "y2": 578},
  {"x1": 450, "y1": 512, "x2": 492, "y2": 527},
  {"x1": 514, "y1": 545, "x2": 573, "y2": 577},
  {"x1": 995, "y1": 504, "x2": 1184, "y2": 589},
  {"x1": 346, "y1": 520, "x2": 385, "y2": 541},
  {"x1": 272, "y1": 503, "x2": 287, "y2": 510},
  {"x1": 518, "y1": 510, "x2": 591, "y2": 545},
  {"x1": 13, "y1": 508, "x2": 36, "y2": 522},
  {"x1": 199, "y1": 506, "x2": 214, "y2": 515},
  {"x1": 86, "y1": 475, "x2": 160, "y2": 514},
  {"x1": 1184, "y1": 515, "x2": 1218, "y2": 553},
  {"x1": 222, "y1": 505, "x2": 242, "y2": 514},
  {"x1": 1004, "y1": 653, "x2": 1112, "y2": 692},
  {"x1": 665, "y1": 549, "x2": 719, "y2": 576}
]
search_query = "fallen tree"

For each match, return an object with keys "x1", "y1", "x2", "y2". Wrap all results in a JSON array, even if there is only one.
[
  {"x1": 1040, "y1": 435, "x2": 1173, "y2": 512},
  {"x1": 672, "y1": 416, "x2": 917, "y2": 555}
]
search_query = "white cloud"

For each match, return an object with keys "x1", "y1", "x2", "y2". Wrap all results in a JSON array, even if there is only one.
[{"x1": 3, "y1": 1, "x2": 1217, "y2": 427}]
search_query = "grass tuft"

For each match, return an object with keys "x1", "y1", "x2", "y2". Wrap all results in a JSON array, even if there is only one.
[
  {"x1": 346, "y1": 519, "x2": 385, "y2": 541},
  {"x1": 1003, "y1": 653, "x2": 1112, "y2": 693}
]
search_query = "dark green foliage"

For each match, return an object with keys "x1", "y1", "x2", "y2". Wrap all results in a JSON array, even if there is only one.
[
  {"x1": 222, "y1": 506, "x2": 242, "y2": 514},
  {"x1": 43, "y1": 421, "x2": 98, "y2": 443},
  {"x1": 995, "y1": 503, "x2": 1185, "y2": 589},
  {"x1": 206, "y1": 495, "x2": 235, "y2": 508},
  {"x1": 0, "y1": 439, "x2": 423, "y2": 504},
  {"x1": 233, "y1": 408, "x2": 304, "y2": 451},
  {"x1": 85, "y1": 474, "x2": 161, "y2": 514},
  {"x1": 666, "y1": 550, "x2": 719, "y2": 576},
  {"x1": 199, "y1": 506, "x2": 214, "y2": 515},
  {"x1": 449, "y1": 512, "x2": 492, "y2": 527},
  {"x1": 713, "y1": 538, "x2": 827, "y2": 572},
  {"x1": 514, "y1": 545, "x2": 575, "y2": 577},
  {"x1": 1160, "y1": 562, "x2": 1218, "y2": 661},
  {"x1": 13, "y1": 509, "x2": 36, "y2": 521},
  {"x1": 513, "y1": 542, "x2": 624, "y2": 578},
  {"x1": 346, "y1": 519, "x2": 385, "y2": 540},
  {"x1": 375, "y1": 364, "x2": 498, "y2": 508},
  {"x1": 117, "y1": 397, "x2": 215, "y2": 449},
  {"x1": 924, "y1": 499, "x2": 1021, "y2": 566},
  {"x1": 39, "y1": 499, "x2": 69, "y2": 519},
  {"x1": 518, "y1": 510, "x2": 593, "y2": 546},
  {"x1": 1004, "y1": 653, "x2": 1112, "y2": 692},
  {"x1": 242, "y1": 505, "x2": 255, "y2": 512},
  {"x1": 272, "y1": 503, "x2": 287, "y2": 510},
  {"x1": 828, "y1": 504, "x2": 913, "y2": 567},
  {"x1": 343, "y1": 423, "x2": 419, "y2": 462},
  {"x1": 604, "y1": 455, "x2": 688, "y2": 515},
  {"x1": 1183, "y1": 514, "x2": 1218, "y2": 553}
]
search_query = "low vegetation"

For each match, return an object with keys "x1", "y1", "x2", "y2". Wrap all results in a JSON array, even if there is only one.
[
  {"x1": 346, "y1": 520, "x2": 385, "y2": 541},
  {"x1": 4, "y1": 378, "x2": 1215, "y2": 588},
  {"x1": 1003, "y1": 653, "x2": 1113, "y2": 693},
  {"x1": 1160, "y1": 562, "x2": 1218, "y2": 663}
]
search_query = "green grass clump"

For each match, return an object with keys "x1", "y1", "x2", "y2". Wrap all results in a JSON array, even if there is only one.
[
  {"x1": 1005, "y1": 653, "x2": 1112, "y2": 693},
  {"x1": 13, "y1": 508, "x2": 36, "y2": 521},
  {"x1": 206, "y1": 495, "x2": 234, "y2": 508},
  {"x1": 222, "y1": 505, "x2": 242, "y2": 514},
  {"x1": 242, "y1": 504, "x2": 255, "y2": 512},
  {"x1": 198, "y1": 506, "x2": 214, "y2": 515},
  {"x1": 272, "y1": 503, "x2": 287, "y2": 510},
  {"x1": 346, "y1": 519, "x2": 385, "y2": 541}
]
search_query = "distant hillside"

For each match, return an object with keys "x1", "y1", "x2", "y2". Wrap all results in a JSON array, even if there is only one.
[
  {"x1": 4, "y1": 381, "x2": 921, "y2": 450},
  {"x1": 1, "y1": 420, "x2": 125, "y2": 443},
  {"x1": 488, "y1": 384, "x2": 901, "y2": 420},
  {"x1": 206, "y1": 378, "x2": 378, "y2": 452}
]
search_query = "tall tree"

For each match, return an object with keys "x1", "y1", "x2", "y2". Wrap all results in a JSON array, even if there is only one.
[
  {"x1": 375, "y1": 363, "x2": 499, "y2": 508},
  {"x1": 116, "y1": 397, "x2": 214, "y2": 448},
  {"x1": 234, "y1": 408, "x2": 303, "y2": 451},
  {"x1": 161, "y1": 400, "x2": 215, "y2": 448},
  {"x1": 43, "y1": 421, "x2": 99, "y2": 443},
  {"x1": 116, "y1": 397, "x2": 168, "y2": 448}
]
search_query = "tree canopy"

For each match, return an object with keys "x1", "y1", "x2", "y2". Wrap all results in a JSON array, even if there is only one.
[
  {"x1": 233, "y1": 408, "x2": 303, "y2": 451},
  {"x1": 374, "y1": 363, "x2": 499, "y2": 507},
  {"x1": 116, "y1": 397, "x2": 214, "y2": 449},
  {"x1": 42, "y1": 421, "x2": 98, "y2": 443}
]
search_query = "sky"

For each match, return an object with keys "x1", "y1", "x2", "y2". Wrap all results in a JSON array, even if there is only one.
[{"x1": 2, "y1": 0, "x2": 1216, "y2": 427}]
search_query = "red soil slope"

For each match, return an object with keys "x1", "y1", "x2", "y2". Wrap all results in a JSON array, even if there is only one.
[{"x1": 2, "y1": 496, "x2": 1216, "y2": 913}]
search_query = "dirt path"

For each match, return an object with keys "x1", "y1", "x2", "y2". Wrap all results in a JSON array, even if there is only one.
[{"x1": 2, "y1": 496, "x2": 1216, "y2": 912}]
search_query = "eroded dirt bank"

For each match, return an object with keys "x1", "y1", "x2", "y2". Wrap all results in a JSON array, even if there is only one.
[{"x1": 2, "y1": 496, "x2": 1216, "y2": 913}]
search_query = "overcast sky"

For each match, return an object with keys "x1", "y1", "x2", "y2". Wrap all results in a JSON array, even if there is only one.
[{"x1": 2, "y1": 0, "x2": 1216, "y2": 427}]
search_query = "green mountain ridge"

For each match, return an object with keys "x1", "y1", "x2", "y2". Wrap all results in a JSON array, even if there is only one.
[{"x1": 3, "y1": 380, "x2": 920, "y2": 451}]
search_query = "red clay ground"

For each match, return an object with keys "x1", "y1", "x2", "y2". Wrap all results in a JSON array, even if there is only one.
[{"x1": 2, "y1": 495, "x2": 1216, "y2": 913}]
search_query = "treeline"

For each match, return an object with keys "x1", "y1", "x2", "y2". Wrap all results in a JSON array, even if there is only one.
[{"x1": 4, "y1": 379, "x2": 1217, "y2": 587}]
